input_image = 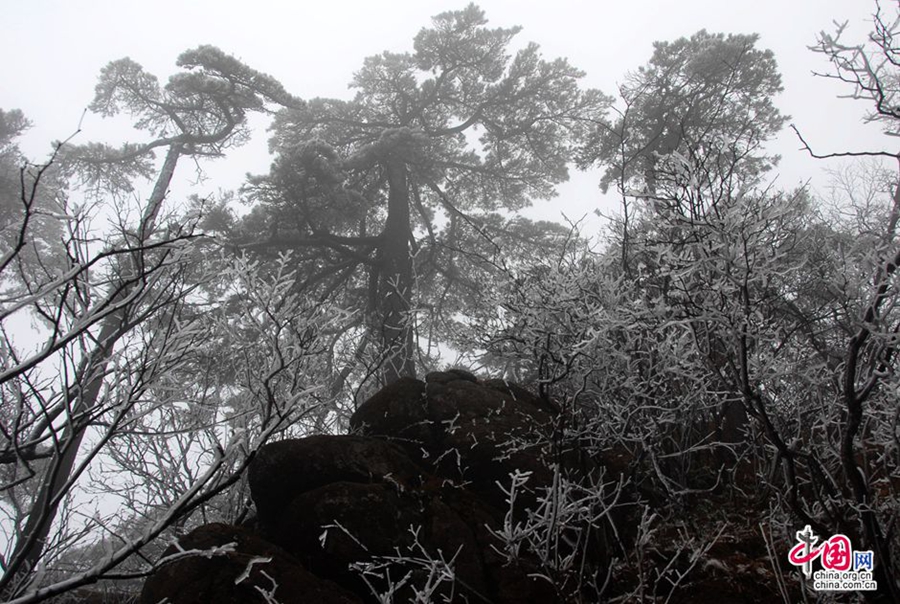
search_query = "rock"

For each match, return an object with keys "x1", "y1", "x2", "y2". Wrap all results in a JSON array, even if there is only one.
[
  {"x1": 142, "y1": 374, "x2": 614, "y2": 604},
  {"x1": 350, "y1": 374, "x2": 557, "y2": 510},
  {"x1": 274, "y1": 482, "x2": 421, "y2": 576},
  {"x1": 424, "y1": 496, "x2": 490, "y2": 601},
  {"x1": 430, "y1": 482, "x2": 558, "y2": 604},
  {"x1": 272, "y1": 480, "x2": 487, "y2": 602},
  {"x1": 348, "y1": 377, "x2": 431, "y2": 444},
  {"x1": 248, "y1": 435, "x2": 424, "y2": 528},
  {"x1": 424, "y1": 368, "x2": 479, "y2": 384},
  {"x1": 140, "y1": 523, "x2": 361, "y2": 604}
]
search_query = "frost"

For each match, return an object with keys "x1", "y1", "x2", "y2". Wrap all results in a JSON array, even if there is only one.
[{"x1": 235, "y1": 556, "x2": 273, "y2": 585}]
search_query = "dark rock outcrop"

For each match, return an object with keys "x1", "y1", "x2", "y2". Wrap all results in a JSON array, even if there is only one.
[
  {"x1": 140, "y1": 523, "x2": 361, "y2": 604},
  {"x1": 273, "y1": 480, "x2": 488, "y2": 601},
  {"x1": 248, "y1": 434, "x2": 425, "y2": 527},
  {"x1": 349, "y1": 373, "x2": 558, "y2": 510},
  {"x1": 141, "y1": 374, "x2": 594, "y2": 604}
]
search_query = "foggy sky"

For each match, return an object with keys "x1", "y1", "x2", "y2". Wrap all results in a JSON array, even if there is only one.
[{"x1": 2, "y1": 0, "x2": 891, "y2": 225}]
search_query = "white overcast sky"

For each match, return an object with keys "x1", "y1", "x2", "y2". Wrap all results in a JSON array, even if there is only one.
[{"x1": 1, "y1": 0, "x2": 893, "y2": 225}]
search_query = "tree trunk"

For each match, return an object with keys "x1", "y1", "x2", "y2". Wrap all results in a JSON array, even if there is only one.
[
  {"x1": 379, "y1": 155, "x2": 416, "y2": 383},
  {"x1": 0, "y1": 145, "x2": 182, "y2": 597}
]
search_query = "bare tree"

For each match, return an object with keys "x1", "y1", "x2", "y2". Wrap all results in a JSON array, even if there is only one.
[
  {"x1": 0, "y1": 48, "x2": 337, "y2": 602},
  {"x1": 477, "y1": 14, "x2": 900, "y2": 600}
]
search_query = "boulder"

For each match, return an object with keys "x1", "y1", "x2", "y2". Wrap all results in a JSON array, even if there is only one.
[
  {"x1": 350, "y1": 373, "x2": 558, "y2": 509},
  {"x1": 249, "y1": 435, "x2": 424, "y2": 528},
  {"x1": 428, "y1": 482, "x2": 559, "y2": 604},
  {"x1": 143, "y1": 374, "x2": 610, "y2": 604},
  {"x1": 423, "y1": 368, "x2": 479, "y2": 384},
  {"x1": 272, "y1": 480, "x2": 488, "y2": 603},
  {"x1": 140, "y1": 523, "x2": 361, "y2": 604}
]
